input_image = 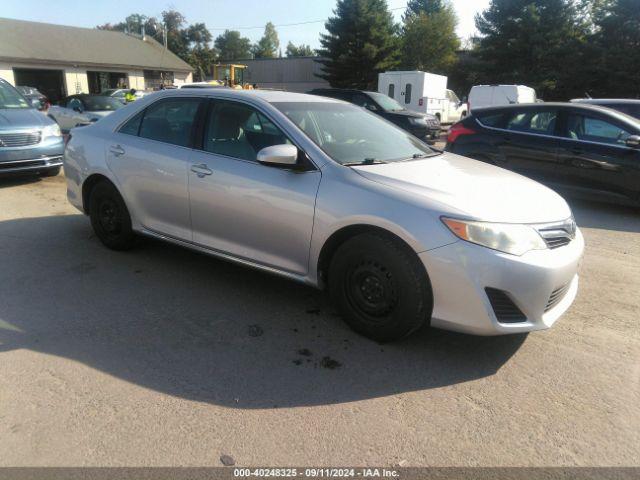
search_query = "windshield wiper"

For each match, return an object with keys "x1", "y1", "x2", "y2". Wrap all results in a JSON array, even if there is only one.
[{"x1": 342, "y1": 158, "x2": 388, "y2": 166}]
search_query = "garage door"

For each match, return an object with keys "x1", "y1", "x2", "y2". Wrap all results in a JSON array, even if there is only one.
[{"x1": 13, "y1": 68, "x2": 66, "y2": 104}]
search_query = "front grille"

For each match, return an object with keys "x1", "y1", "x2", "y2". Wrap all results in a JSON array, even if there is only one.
[
  {"x1": 485, "y1": 288, "x2": 527, "y2": 323},
  {"x1": 536, "y1": 217, "x2": 577, "y2": 249},
  {"x1": 545, "y1": 282, "x2": 571, "y2": 312},
  {"x1": 426, "y1": 119, "x2": 440, "y2": 128},
  {"x1": 0, "y1": 131, "x2": 42, "y2": 147}
]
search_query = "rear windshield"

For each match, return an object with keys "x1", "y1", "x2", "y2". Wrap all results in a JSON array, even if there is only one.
[
  {"x1": 83, "y1": 96, "x2": 124, "y2": 111},
  {"x1": 0, "y1": 81, "x2": 30, "y2": 109}
]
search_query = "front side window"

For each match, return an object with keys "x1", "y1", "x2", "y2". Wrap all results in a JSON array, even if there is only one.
[
  {"x1": 139, "y1": 98, "x2": 201, "y2": 147},
  {"x1": 82, "y1": 96, "x2": 124, "y2": 111},
  {"x1": 274, "y1": 102, "x2": 436, "y2": 165},
  {"x1": 0, "y1": 80, "x2": 30, "y2": 109},
  {"x1": 506, "y1": 109, "x2": 557, "y2": 135},
  {"x1": 567, "y1": 113, "x2": 632, "y2": 146},
  {"x1": 203, "y1": 101, "x2": 291, "y2": 161},
  {"x1": 119, "y1": 111, "x2": 144, "y2": 136}
]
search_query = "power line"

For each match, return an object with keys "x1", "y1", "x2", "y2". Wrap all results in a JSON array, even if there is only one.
[{"x1": 208, "y1": 6, "x2": 407, "y2": 31}]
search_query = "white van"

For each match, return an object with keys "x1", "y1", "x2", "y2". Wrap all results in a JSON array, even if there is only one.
[
  {"x1": 378, "y1": 71, "x2": 467, "y2": 123},
  {"x1": 468, "y1": 85, "x2": 537, "y2": 112}
]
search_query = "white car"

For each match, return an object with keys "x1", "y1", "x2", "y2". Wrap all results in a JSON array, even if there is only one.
[
  {"x1": 468, "y1": 85, "x2": 537, "y2": 113},
  {"x1": 48, "y1": 94, "x2": 125, "y2": 133},
  {"x1": 63, "y1": 89, "x2": 584, "y2": 341}
]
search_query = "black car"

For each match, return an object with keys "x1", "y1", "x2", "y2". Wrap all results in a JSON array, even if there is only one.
[
  {"x1": 571, "y1": 98, "x2": 640, "y2": 120},
  {"x1": 446, "y1": 103, "x2": 640, "y2": 206},
  {"x1": 308, "y1": 88, "x2": 441, "y2": 143},
  {"x1": 15, "y1": 86, "x2": 49, "y2": 111}
]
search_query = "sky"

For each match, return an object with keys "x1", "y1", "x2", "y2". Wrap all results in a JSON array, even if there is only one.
[{"x1": 1, "y1": 0, "x2": 491, "y2": 49}]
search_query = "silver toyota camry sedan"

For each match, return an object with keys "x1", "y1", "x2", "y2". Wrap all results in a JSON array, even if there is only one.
[{"x1": 63, "y1": 89, "x2": 584, "y2": 341}]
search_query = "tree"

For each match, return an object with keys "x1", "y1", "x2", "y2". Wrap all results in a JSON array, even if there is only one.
[
  {"x1": 252, "y1": 22, "x2": 280, "y2": 58},
  {"x1": 400, "y1": 1, "x2": 460, "y2": 73},
  {"x1": 285, "y1": 42, "x2": 315, "y2": 57},
  {"x1": 589, "y1": 0, "x2": 640, "y2": 97},
  {"x1": 404, "y1": 0, "x2": 447, "y2": 18},
  {"x1": 318, "y1": 0, "x2": 399, "y2": 89},
  {"x1": 474, "y1": 0, "x2": 590, "y2": 100},
  {"x1": 214, "y1": 30, "x2": 253, "y2": 60}
]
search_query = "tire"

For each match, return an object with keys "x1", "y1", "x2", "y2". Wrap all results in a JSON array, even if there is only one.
[
  {"x1": 41, "y1": 166, "x2": 61, "y2": 177},
  {"x1": 328, "y1": 233, "x2": 432, "y2": 342},
  {"x1": 88, "y1": 181, "x2": 136, "y2": 250}
]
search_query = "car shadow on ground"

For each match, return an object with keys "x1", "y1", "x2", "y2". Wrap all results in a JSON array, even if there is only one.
[
  {"x1": 566, "y1": 198, "x2": 640, "y2": 233},
  {"x1": 0, "y1": 214, "x2": 526, "y2": 408}
]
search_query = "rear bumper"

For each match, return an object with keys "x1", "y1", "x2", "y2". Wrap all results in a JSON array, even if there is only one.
[{"x1": 419, "y1": 228, "x2": 585, "y2": 335}]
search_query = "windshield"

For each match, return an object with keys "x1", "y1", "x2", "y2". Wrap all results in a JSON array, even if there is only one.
[
  {"x1": 82, "y1": 96, "x2": 124, "y2": 111},
  {"x1": 367, "y1": 92, "x2": 405, "y2": 112},
  {"x1": 274, "y1": 102, "x2": 437, "y2": 165},
  {"x1": 0, "y1": 81, "x2": 30, "y2": 109}
]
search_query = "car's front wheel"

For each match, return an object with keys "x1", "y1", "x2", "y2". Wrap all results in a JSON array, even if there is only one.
[
  {"x1": 328, "y1": 232, "x2": 432, "y2": 342},
  {"x1": 89, "y1": 181, "x2": 136, "y2": 250}
]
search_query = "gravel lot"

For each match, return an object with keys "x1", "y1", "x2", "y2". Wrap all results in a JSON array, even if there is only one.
[{"x1": 0, "y1": 171, "x2": 638, "y2": 467}]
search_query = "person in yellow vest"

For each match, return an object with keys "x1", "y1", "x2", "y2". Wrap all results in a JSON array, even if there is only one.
[{"x1": 124, "y1": 89, "x2": 137, "y2": 103}]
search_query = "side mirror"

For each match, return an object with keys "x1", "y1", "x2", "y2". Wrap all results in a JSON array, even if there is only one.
[
  {"x1": 73, "y1": 105, "x2": 83, "y2": 113},
  {"x1": 626, "y1": 135, "x2": 640, "y2": 148},
  {"x1": 365, "y1": 104, "x2": 378, "y2": 111},
  {"x1": 257, "y1": 144, "x2": 299, "y2": 168},
  {"x1": 30, "y1": 98, "x2": 43, "y2": 110}
]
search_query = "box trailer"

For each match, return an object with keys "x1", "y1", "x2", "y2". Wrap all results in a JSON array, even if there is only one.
[
  {"x1": 377, "y1": 71, "x2": 466, "y2": 123},
  {"x1": 468, "y1": 85, "x2": 537, "y2": 112}
]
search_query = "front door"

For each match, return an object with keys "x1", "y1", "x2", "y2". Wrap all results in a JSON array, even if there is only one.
[
  {"x1": 106, "y1": 97, "x2": 203, "y2": 240},
  {"x1": 556, "y1": 110, "x2": 640, "y2": 203},
  {"x1": 497, "y1": 107, "x2": 561, "y2": 182},
  {"x1": 188, "y1": 99, "x2": 321, "y2": 275}
]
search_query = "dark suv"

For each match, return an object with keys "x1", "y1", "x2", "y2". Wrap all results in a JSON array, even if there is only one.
[
  {"x1": 308, "y1": 88, "x2": 441, "y2": 143},
  {"x1": 446, "y1": 103, "x2": 640, "y2": 206}
]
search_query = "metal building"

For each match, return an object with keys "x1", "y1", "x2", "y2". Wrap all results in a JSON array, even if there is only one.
[{"x1": 236, "y1": 57, "x2": 329, "y2": 92}]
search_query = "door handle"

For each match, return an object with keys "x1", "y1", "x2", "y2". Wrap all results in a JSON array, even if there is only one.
[
  {"x1": 191, "y1": 163, "x2": 213, "y2": 177},
  {"x1": 109, "y1": 145, "x2": 125, "y2": 157}
]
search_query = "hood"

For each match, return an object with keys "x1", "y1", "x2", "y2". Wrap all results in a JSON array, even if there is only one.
[
  {"x1": 352, "y1": 153, "x2": 572, "y2": 224},
  {"x1": 87, "y1": 110, "x2": 114, "y2": 119},
  {"x1": 385, "y1": 109, "x2": 429, "y2": 119},
  {"x1": 0, "y1": 108, "x2": 50, "y2": 130}
]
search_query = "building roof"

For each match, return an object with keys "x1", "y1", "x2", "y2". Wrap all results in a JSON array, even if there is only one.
[{"x1": 0, "y1": 17, "x2": 193, "y2": 72}]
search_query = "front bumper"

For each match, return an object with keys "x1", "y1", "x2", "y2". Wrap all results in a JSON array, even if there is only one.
[
  {"x1": 0, "y1": 137, "x2": 65, "y2": 175},
  {"x1": 419, "y1": 228, "x2": 584, "y2": 335}
]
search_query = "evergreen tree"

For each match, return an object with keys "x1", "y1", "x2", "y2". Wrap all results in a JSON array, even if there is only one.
[
  {"x1": 214, "y1": 30, "x2": 253, "y2": 60},
  {"x1": 590, "y1": 0, "x2": 640, "y2": 97},
  {"x1": 474, "y1": 0, "x2": 590, "y2": 100},
  {"x1": 286, "y1": 42, "x2": 315, "y2": 57},
  {"x1": 400, "y1": 0, "x2": 460, "y2": 73},
  {"x1": 252, "y1": 22, "x2": 280, "y2": 58},
  {"x1": 318, "y1": 0, "x2": 399, "y2": 89}
]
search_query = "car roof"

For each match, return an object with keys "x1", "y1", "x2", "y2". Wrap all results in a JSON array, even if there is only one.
[
  {"x1": 310, "y1": 88, "x2": 378, "y2": 95},
  {"x1": 571, "y1": 98, "x2": 640, "y2": 105},
  {"x1": 472, "y1": 102, "x2": 640, "y2": 126},
  {"x1": 151, "y1": 88, "x2": 343, "y2": 104}
]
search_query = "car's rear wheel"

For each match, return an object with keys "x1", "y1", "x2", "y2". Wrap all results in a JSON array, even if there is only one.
[
  {"x1": 328, "y1": 233, "x2": 432, "y2": 342},
  {"x1": 89, "y1": 181, "x2": 136, "y2": 250}
]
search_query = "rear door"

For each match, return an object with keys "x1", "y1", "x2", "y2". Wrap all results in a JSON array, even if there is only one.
[
  {"x1": 106, "y1": 96, "x2": 203, "y2": 240},
  {"x1": 555, "y1": 108, "x2": 640, "y2": 202},
  {"x1": 497, "y1": 107, "x2": 561, "y2": 182}
]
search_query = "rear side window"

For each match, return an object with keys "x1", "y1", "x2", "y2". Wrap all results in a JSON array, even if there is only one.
[
  {"x1": 119, "y1": 111, "x2": 144, "y2": 136},
  {"x1": 138, "y1": 98, "x2": 201, "y2": 147},
  {"x1": 505, "y1": 109, "x2": 557, "y2": 135},
  {"x1": 476, "y1": 112, "x2": 505, "y2": 127}
]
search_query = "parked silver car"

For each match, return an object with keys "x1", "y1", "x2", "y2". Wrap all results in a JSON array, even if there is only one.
[
  {"x1": 63, "y1": 89, "x2": 584, "y2": 341},
  {"x1": 48, "y1": 94, "x2": 124, "y2": 133},
  {"x1": 0, "y1": 78, "x2": 64, "y2": 176}
]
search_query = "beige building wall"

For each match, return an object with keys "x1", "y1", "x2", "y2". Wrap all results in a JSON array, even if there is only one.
[
  {"x1": 0, "y1": 62, "x2": 16, "y2": 84},
  {"x1": 174, "y1": 71, "x2": 192, "y2": 85}
]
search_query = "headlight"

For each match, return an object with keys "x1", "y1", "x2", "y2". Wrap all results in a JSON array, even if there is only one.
[
  {"x1": 42, "y1": 123, "x2": 61, "y2": 139},
  {"x1": 441, "y1": 217, "x2": 547, "y2": 256}
]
